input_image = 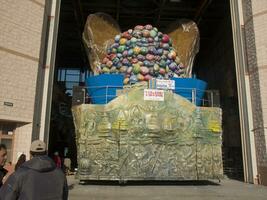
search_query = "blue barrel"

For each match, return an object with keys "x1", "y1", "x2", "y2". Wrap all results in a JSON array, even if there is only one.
[
  {"x1": 86, "y1": 74, "x2": 124, "y2": 104},
  {"x1": 171, "y1": 78, "x2": 207, "y2": 106}
]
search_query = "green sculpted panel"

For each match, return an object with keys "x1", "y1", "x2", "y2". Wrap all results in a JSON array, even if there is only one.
[{"x1": 72, "y1": 87, "x2": 223, "y2": 181}]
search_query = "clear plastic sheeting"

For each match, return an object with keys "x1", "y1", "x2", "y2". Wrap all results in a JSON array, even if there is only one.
[
  {"x1": 72, "y1": 86, "x2": 223, "y2": 181},
  {"x1": 83, "y1": 12, "x2": 121, "y2": 74},
  {"x1": 166, "y1": 19, "x2": 200, "y2": 78}
]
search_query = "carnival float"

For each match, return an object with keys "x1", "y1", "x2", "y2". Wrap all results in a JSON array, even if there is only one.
[{"x1": 72, "y1": 13, "x2": 223, "y2": 182}]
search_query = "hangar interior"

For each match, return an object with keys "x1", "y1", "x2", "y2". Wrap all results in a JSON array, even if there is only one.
[{"x1": 50, "y1": 0, "x2": 243, "y2": 180}]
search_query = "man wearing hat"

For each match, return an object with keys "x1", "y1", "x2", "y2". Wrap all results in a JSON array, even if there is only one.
[{"x1": 0, "y1": 140, "x2": 68, "y2": 200}]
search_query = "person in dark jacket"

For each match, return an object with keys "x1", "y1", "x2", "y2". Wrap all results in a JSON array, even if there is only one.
[
  {"x1": 0, "y1": 144, "x2": 7, "y2": 188},
  {"x1": 0, "y1": 140, "x2": 68, "y2": 200}
]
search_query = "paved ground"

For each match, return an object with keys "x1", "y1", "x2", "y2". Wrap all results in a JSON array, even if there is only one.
[{"x1": 68, "y1": 175, "x2": 267, "y2": 200}]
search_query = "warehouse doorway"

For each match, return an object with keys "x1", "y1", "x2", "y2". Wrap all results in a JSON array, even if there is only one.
[{"x1": 50, "y1": 0, "x2": 248, "y2": 181}]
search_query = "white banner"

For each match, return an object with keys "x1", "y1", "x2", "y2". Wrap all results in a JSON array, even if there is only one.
[
  {"x1": 144, "y1": 89, "x2": 164, "y2": 101},
  {"x1": 156, "y1": 79, "x2": 175, "y2": 90}
]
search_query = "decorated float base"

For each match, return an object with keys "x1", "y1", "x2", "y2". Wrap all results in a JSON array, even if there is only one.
[{"x1": 72, "y1": 85, "x2": 223, "y2": 182}]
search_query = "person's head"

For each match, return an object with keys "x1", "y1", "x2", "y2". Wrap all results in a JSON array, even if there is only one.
[
  {"x1": 30, "y1": 140, "x2": 47, "y2": 157},
  {"x1": 0, "y1": 144, "x2": 7, "y2": 167},
  {"x1": 17, "y1": 154, "x2": 26, "y2": 163},
  {"x1": 15, "y1": 153, "x2": 26, "y2": 170}
]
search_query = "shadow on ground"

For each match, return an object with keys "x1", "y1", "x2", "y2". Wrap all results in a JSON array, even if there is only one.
[{"x1": 78, "y1": 180, "x2": 220, "y2": 186}]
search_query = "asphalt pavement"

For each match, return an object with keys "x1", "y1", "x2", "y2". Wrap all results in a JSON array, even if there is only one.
[{"x1": 67, "y1": 175, "x2": 267, "y2": 200}]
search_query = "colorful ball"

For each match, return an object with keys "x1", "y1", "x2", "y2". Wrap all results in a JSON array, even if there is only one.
[
  {"x1": 129, "y1": 75, "x2": 137, "y2": 84},
  {"x1": 119, "y1": 38, "x2": 127, "y2": 45},
  {"x1": 110, "y1": 66, "x2": 117, "y2": 73},
  {"x1": 150, "y1": 30, "x2": 157, "y2": 38},
  {"x1": 102, "y1": 57, "x2": 109, "y2": 64},
  {"x1": 133, "y1": 63, "x2": 141, "y2": 74},
  {"x1": 114, "y1": 35, "x2": 121, "y2": 42},
  {"x1": 153, "y1": 64, "x2": 160, "y2": 71},
  {"x1": 145, "y1": 24, "x2": 153, "y2": 30},
  {"x1": 117, "y1": 45, "x2": 126, "y2": 53},
  {"x1": 133, "y1": 46, "x2": 141, "y2": 54},
  {"x1": 142, "y1": 30, "x2": 150, "y2": 38},
  {"x1": 140, "y1": 47, "x2": 148, "y2": 55},
  {"x1": 144, "y1": 74, "x2": 152, "y2": 81},
  {"x1": 124, "y1": 77, "x2": 130, "y2": 84},
  {"x1": 159, "y1": 68, "x2": 166, "y2": 75},
  {"x1": 137, "y1": 73, "x2": 145, "y2": 81},
  {"x1": 140, "y1": 66, "x2": 149, "y2": 75},
  {"x1": 106, "y1": 61, "x2": 113, "y2": 68},
  {"x1": 168, "y1": 50, "x2": 176, "y2": 59},
  {"x1": 134, "y1": 25, "x2": 144, "y2": 30},
  {"x1": 130, "y1": 37, "x2": 137, "y2": 43}
]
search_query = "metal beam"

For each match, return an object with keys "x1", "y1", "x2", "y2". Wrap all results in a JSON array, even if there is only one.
[
  {"x1": 71, "y1": 0, "x2": 88, "y2": 69},
  {"x1": 194, "y1": 0, "x2": 213, "y2": 24},
  {"x1": 155, "y1": 0, "x2": 166, "y2": 27},
  {"x1": 72, "y1": 0, "x2": 85, "y2": 31},
  {"x1": 116, "y1": 0, "x2": 120, "y2": 22}
]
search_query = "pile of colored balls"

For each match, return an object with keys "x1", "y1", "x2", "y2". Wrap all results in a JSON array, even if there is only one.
[{"x1": 97, "y1": 24, "x2": 185, "y2": 84}]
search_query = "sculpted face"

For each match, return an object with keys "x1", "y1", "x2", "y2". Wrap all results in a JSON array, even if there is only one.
[{"x1": 0, "y1": 148, "x2": 7, "y2": 167}]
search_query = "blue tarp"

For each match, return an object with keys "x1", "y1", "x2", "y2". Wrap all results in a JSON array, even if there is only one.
[
  {"x1": 86, "y1": 74, "x2": 124, "y2": 104},
  {"x1": 171, "y1": 78, "x2": 207, "y2": 106},
  {"x1": 86, "y1": 75, "x2": 207, "y2": 105}
]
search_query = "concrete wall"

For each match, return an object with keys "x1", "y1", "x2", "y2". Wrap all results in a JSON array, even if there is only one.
[
  {"x1": 242, "y1": 0, "x2": 267, "y2": 185},
  {"x1": 0, "y1": 0, "x2": 45, "y2": 163},
  {"x1": 13, "y1": 123, "x2": 33, "y2": 162}
]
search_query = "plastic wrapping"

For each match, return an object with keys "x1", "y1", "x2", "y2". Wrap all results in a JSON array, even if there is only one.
[
  {"x1": 166, "y1": 19, "x2": 200, "y2": 78},
  {"x1": 83, "y1": 13, "x2": 121, "y2": 73},
  {"x1": 72, "y1": 87, "x2": 223, "y2": 181}
]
